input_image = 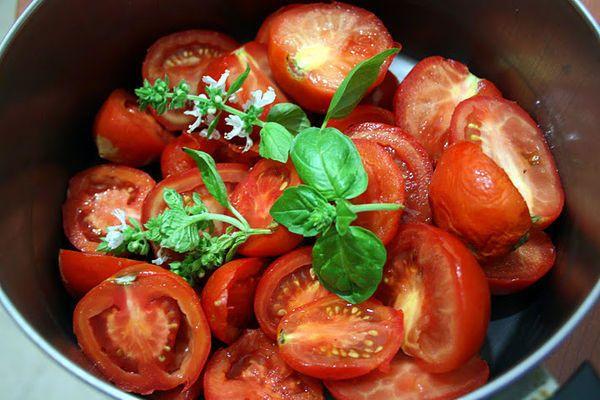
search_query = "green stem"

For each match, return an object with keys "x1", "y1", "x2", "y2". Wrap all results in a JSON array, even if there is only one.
[
  {"x1": 228, "y1": 204, "x2": 250, "y2": 230},
  {"x1": 187, "y1": 213, "x2": 247, "y2": 231},
  {"x1": 350, "y1": 203, "x2": 404, "y2": 213},
  {"x1": 221, "y1": 104, "x2": 246, "y2": 118},
  {"x1": 246, "y1": 228, "x2": 272, "y2": 236}
]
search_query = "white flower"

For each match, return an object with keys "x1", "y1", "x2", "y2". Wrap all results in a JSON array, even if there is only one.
[
  {"x1": 243, "y1": 87, "x2": 276, "y2": 110},
  {"x1": 112, "y1": 208, "x2": 127, "y2": 228},
  {"x1": 200, "y1": 114, "x2": 221, "y2": 140},
  {"x1": 152, "y1": 248, "x2": 169, "y2": 266},
  {"x1": 104, "y1": 209, "x2": 128, "y2": 250},
  {"x1": 183, "y1": 98, "x2": 206, "y2": 133},
  {"x1": 224, "y1": 114, "x2": 253, "y2": 152},
  {"x1": 202, "y1": 70, "x2": 230, "y2": 94},
  {"x1": 228, "y1": 88, "x2": 243, "y2": 104}
]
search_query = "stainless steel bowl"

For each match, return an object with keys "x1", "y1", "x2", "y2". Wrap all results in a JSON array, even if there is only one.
[{"x1": 0, "y1": 0, "x2": 598, "y2": 398}]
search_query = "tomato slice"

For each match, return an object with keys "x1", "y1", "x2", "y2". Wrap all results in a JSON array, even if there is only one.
[
  {"x1": 150, "y1": 376, "x2": 203, "y2": 400},
  {"x1": 142, "y1": 30, "x2": 239, "y2": 131},
  {"x1": 448, "y1": 96, "x2": 564, "y2": 228},
  {"x1": 394, "y1": 56, "x2": 502, "y2": 159},
  {"x1": 230, "y1": 159, "x2": 303, "y2": 257},
  {"x1": 362, "y1": 71, "x2": 399, "y2": 110},
  {"x1": 254, "y1": 247, "x2": 330, "y2": 339},
  {"x1": 63, "y1": 165, "x2": 156, "y2": 253},
  {"x1": 203, "y1": 329, "x2": 323, "y2": 400},
  {"x1": 277, "y1": 295, "x2": 403, "y2": 380},
  {"x1": 201, "y1": 258, "x2": 265, "y2": 344},
  {"x1": 325, "y1": 354, "x2": 489, "y2": 400},
  {"x1": 430, "y1": 142, "x2": 531, "y2": 260},
  {"x1": 348, "y1": 122, "x2": 433, "y2": 223},
  {"x1": 160, "y1": 133, "x2": 221, "y2": 178},
  {"x1": 255, "y1": 4, "x2": 302, "y2": 45},
  {"x1": 351, "y1": 139, "x2": 405, "y2": 245},
  {"x1": 328, "y1": 105, "x2": 395, "y2": 133},
  {"x1": 73, "y1": 264, "x2": 211, "y2": 394},
  {"x1": 267, "y1": 2, "x2": 395, "y2": 112},
  {"x1": 378, "y1": 223, "x2": 490, "y2": 373}
]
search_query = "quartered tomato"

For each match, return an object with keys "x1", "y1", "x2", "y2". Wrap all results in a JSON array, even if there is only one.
[
  {"x1": 93, "y1": 89, "x2": 173, "y2": 167},
  {"x1": 430, "y1": 142, "x2": 531, "y2": 260},
  {"x1": 267, "y1": 2, "x2": 395, "y2": 112},
  {"x1": 73, "y1": 265, "x2": 211, "y2": 394},
  {"x1": 394, "y1": 56, "x2": 502, "y2": 159},
  {"x1": 362, "y1": 71, "x2": 399, "y2": 110},
  {"x1": 230, "y1": 159, "x2": 303, "y2": 257},
  {"x1": 352, "y1": 139, "x2": 405, "y2": 245},
  {"x1": 277, "y1": 295, "x2": 403, "y2": 380},
  {"x1": 203, "y1": 329, "x2": 324, "y2": 400},
  {"x1": 63, "y1": 165, "x2": 155, "y2": 253},
  {"x1": 378, "y1": 223, "x2": 490, "y2": 373},
  {"x1": 254, "y1": 247, "x2": 330, "y2": 339},
  {"x1": 142, "y1": 30, "x2": 238, "y2": 131},
  {"x1": 348, "y1": 122, "x2": 433, "y2": 223},
  {"x1": 201, "y1": 258, "x2": 265, "y2": 344},
  {"x1": 325, "y1": 354, "x2": 489, "y2": 400},
  {"x1": 328, "y1": 105, "x2": 395, "y2": 133},
  {"x1": 160, "y1": 133, "x2": 221, "y2": 178},
  {"x1": 448, "y1": 96, "x2": 564, "y2": 228}
]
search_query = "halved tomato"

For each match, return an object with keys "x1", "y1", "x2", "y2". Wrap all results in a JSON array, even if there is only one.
[
  {"x1": 328, "y1": 105, "x2": 395, "y2": 133},
  {"x1": 448, "y1": 96, "x2": 564, "y2": 228},
  {"x1": 160, "y1": 133, "x2": 221, "y2": 178},
  {"x1": 254, "y1": 247, "x2": 330, "y2": 339},
  {"x1": 73, "y1": 264, "x2": 211, "y2": 394},
  {"x1": 348, "y1": 122, "x2": 433, "y2": 223},
  {"x1": 201, "y1": 258, "x2": 265, "y2": 344},
  {"x1": 378, "y1": 223, "x2": 490, "y2": 373},
  {"x1": 267, "y1": 2, "x2": 395, "y2": 112},
  {"x1": 215, "y1": 141, "x2": 261, "y2": 165},
  {"x1": 394, "y1": 56, "x2": 502, "y2": 159},
  {"x1": 150, "y1": 377, "x2": 203, "y2": 400},
  {"x1": 277, "y1": 295, "x2": 403, "y2": 380},
  {"x1": 362, "y1": 71, "x2": 399, "y2": 110},
  {"x1": 255, "y1": 4, "x2": 302, "y2": 45},
  {"x1": 203, "y1": 329, "x2": 323, "y2": 400},
  {"x1": 63, "y1": 164, "x2": 155, "y2": 253}
]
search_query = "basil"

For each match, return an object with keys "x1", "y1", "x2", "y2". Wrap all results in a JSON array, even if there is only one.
[
  {"x1": 267, "y1": 103, "x2": 311, "y2": 135},
  {"x1": 183, "y1": 148, "x2": 231, "y2": 208},
  {"x1": 335, "y1": 199, "x2": 357, "y2": 236},
  {"x1": 259, "y1": 122, "x2": 294, "y2": 163},
  {"x1": 226, "y1": 64, "x2": 251, "y2": 98}
]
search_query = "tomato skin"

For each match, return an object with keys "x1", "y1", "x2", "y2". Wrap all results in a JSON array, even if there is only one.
[
  {"x1": 430, "y1": 142, "x2": 531, "y2": 260},
  {"x1": 379, "y1": 223, "x2": 490, "y2": 373},
  {"x1": 328, "y1": 105, "x2": 395, "y2": 133},
  {"x1": 150, "y1": 377, "x2": 203, "y2": 400},
  {"x1": 362, "y1": 71, "x2": 399, "y2": 110},
  {"x1": 160, "y1": 133, "x2": 221, "y2": 178},
  {"x1": 201, "y1": 258, "x2": 265, "y2": 344}
]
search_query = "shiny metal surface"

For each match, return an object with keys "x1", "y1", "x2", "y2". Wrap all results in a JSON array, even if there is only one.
[{"x1": 0, "y1": 0, "x2": 598, "y2": 399}]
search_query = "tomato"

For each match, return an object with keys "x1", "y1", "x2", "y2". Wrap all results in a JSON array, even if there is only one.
[
  {"x1": 230, "y1": 159, "x2": 303, "y2": 257},
  {"x1": 160, "y1": 133, "x2": 221, "y2": 178},
  {"x1": 448, "y1": 96, "x2": 564, "y2": 228},
  {"x1": 348, "y1": 122, "x2": 433, "y2": 223},
  {"x1": 203, "y1": 329, "x2": 323, "y2": 400},
  {"x1": 351, "y1": 139, "x2": 405, "y2": 245},
  {"x1": 429, "y1": 142, "x2": 531, "y2": 260},
  {"x1": 255, "y1": 4, "x2": 302, "y2": 45},
  {"x1": 277, "y1": 295, "x2": 403, "y2": 380},
  {"x1": 142, "y1": 30, "x2": 238, "y2": 131},
  {"x1": 93, "y1": 89, "x2": 173, "y2": 167},
  {"x1": 267, "y1": 2, "x2": 395, "y2": 112},
  {"x1": 63, "y1": 165, "x2": 155, "y2": 253},
  {"x1": 201, "y1": 258, "x2": 265, "y2": 344},
  {"x1": 378, "y1": 223, "x2": 490, "y2": 373},
  {"x1": 394, "y1": 56, "x2": 502, "y2": 159},
  {"x1": 215, "y1": 140, "x2": 261, "y2": 165},
  {"x1": 362, "y1": 71, "x2": 399, "y2": 110},
  {"x1": 150, "y1": 377, "x2": 203, "y2": 400},
  {"x1": 254, "y1": 247, "x2": 330, "y2": 339},
  {"x1": 73, "y1": 264, "x2": 211, "y2": 394},
  {"x1": 328, "y1": 105, "x2": 395, "y2": 133},
  {"x1": 325, "y1": 354, "x2": 489, "y2": 400},
  {"x1": 483, "y1": 230, "x2": 556, "y2": 295}
]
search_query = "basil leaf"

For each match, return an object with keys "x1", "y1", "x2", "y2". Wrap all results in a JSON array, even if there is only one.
[
  {"x1": 270, "y1": 185, "x2": 336, "y2": 237},
  {"x1": 226, "y1": 64, "x2": 251, "y2": 98},
  {"x1": 290, "y1": 127, "x2": 368, "y2": 200},
  {"x1": 267, "y1": 103, "x2": 311, "y2": 135},
  {"x1": 259, "y1": 122, "x2": 294, "y2": 163},
  {"x1": 312, "y1": 226, "x2": 386, "y2": 304},
  {"x1": 335, "y1": 199, "x2": 357, "y2": 236},
  {"x1": 183, "y1": 148, "x2": 230, "y2": 208},
  {"x1": 323, "y1": 48, "x2": 399, "y2": 125}
]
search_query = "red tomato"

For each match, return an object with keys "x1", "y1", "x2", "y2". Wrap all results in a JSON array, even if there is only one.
[
  {"x1": 378, "y1": 223, "x2": 490, "y2": 373},
  {"x1": 203, "y1": 329, "x2": 324, "y2": 400},
  {"x1": 351, "y1": 139, "x2": 405, "y2": 245},
  {"x1": 93, "y1": 89, "x2": 173, "y2": 167},
  {"x1": 448, "y1": 96, "x2": 564, "y2": 228},
  {"x1": 254, "y1": 247, "x2": 330, "y2": 339},
  {"x1": 325, "y1": 354, "x2": 489, "y2": 400},
  {"x1": 201, "y1": 258, "x2": 265, "y2": 344},
  {"x1": 429, "y1": 142, "x2": 531, "y2": 260},
  {"x1": 277, "y1": 295, "x2": 403, "y2": 380},
  {"x1": 394, "y1": 56, "x2": 502, "y2": 159},
  {"x1": 160, "y1": 133, "x2": 221, "y2": 178},
  {"x1": 267, "y1": 2, "x2": 395, "y2": 112},
  {"x1": 483, "y1": 230, "x2": 556, "y2": 295},
  {"x1": 348, "y1": 122, "x2": 433, "y2": 223},
  {"x1": 230, "y1": 160, "x2": 303, "y2": 257},
  {"x1": 63, "y1": 165, "x2": 155, "y2": 253},
  {"x1": 142, "y1": 30, "x2": 238, "y2": 131},
  {"x1": 328, "y1": 105, "x2": 395, "y2": 133},
  {"x1": 255, "y1": 4, "x2": 302, "y2": 45},
  {"x1": 362, "y1": 71, "x2": 399, "y2": 110},
  {"x1": 215, "y1": 140, "x2": 261, "y2": 165},
  {"x1": 73, "y1": 264, "x2": 211, "y2": 394},
  {"x1": 150, "y1": 377, "x2": 203, "y2": 400}
]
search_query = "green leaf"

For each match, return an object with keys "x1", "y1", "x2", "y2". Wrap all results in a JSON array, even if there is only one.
[
  {"x1": 312, "y1": 226, "x2": 386, "y2": 304},
  {"x1": 227, "y1": 64, "x2": 251, "y2": 98},
  {"x1": 270, "y1": 185, "x2": 336, "y2": 237},
  {"x1": 267, "y1": 103, "x2": 311, "y2": 135},
  {"x1": 290, "y1": 127, "x2": 368, "y2": 200},
  {"x1": 323, "y1": 48, "x2": 399, "y2": 126},
  {"x1": 183, "y1": 148, "x2": 230, "y2": 208},
  {"x1": 335, "y1": 200, "x2": 357, "y2": 236},
  {"x1": 259, "y1": 122, "x2": 294, "y2": 163}
]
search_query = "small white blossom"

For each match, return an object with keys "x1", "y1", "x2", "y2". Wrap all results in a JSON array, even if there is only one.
[
  {"x1": 183, "y1": 98, "x2": 206, "y2": 133},
  {"x1": 243, "y1": 87, "x2": 276, "y2": 110},
  {"x1": 228, "y1": 88, "x2": 243, "y2": 104},
  {"x1": 202, "y1": 70, "x2": 230, "y2": 94},
  {"x1": 224, "y1": 114, "x2": 253, "y2": 152},
  {"x1": 112, "y1": 209, "x2": 127, "y2": 228},
  {"x1": 200, "y1": 114, "x2": 220, "y2": 140},
  {"x1": 103, "y1": 209, "x2": 128, "y2": 250},
  {"x1": 152, "y1": 248, "x2": 169, "y2": 266}
]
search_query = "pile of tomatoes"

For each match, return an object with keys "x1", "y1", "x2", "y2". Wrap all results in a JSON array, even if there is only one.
[{"x1": 58, "y1": 2, "x2": 564, "y2": 399}]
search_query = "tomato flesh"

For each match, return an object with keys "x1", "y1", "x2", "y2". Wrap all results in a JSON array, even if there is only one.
[
  {"x1": 328, "y1": 105, "x2": 395, "y2": 133},
  {"x1": 362, "y1": 71, "x2": 399, "y2": 110},
  {"x1": 160, "y1": 133, "x2": 220, "y2": 178}
]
